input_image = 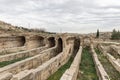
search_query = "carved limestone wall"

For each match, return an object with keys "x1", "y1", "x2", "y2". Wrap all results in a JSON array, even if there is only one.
[
  {"x1": 0, "y1": 36, "x2": 25, "y2": 49},
  {"x1": 91, "y1": 44, "x2": 110, "y2": 80},
  {"x1": 60, "y1": 46, "x2": 82, "y2": 80}
]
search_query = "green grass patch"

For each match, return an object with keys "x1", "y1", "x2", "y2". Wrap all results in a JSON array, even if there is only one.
[
  {"x1": 95, "y1": 48, "x2": 120, "y2": 80},
  {"x1": 47, "y1": 57, "x2": 73, "y2": 80},
  {"x1": 0, "y1": 56, "x2": 28, "y2": 67},
  {"x1": 78, "y1": 47, "x2": 98, "y2": 80}
]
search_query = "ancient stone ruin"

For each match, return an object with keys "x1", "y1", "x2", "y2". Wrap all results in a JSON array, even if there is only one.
[{"x1": 0, "y1": 21, "x2": 120, "y2": 80}]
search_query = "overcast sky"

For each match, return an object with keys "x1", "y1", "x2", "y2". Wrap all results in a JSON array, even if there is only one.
[{"x1": 0, "y1": 0, "x2": 120, "y2": 33}]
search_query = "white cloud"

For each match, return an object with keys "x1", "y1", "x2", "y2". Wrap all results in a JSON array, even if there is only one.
[
  {"x1": 0, "y1": 0, "x2": 120, "y2": 33},
  {"x1": 96, "y1": 0, "x2": 120, "y2": 7}
]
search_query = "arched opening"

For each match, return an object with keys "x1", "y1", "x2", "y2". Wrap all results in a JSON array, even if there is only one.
[
  {"x1": 20, "y1": 36, "x2": 26, "y2": 46},
  {"x1": 72, "y1": 37, "x2": 80, "y2": 57},
  {"x1": 27, "y1": 36, "x2": 45, "y2": 49},
  {"x1": 57, "y1": 38, "x2": 63, "y2": 53},
  {"x1": 0, "y1": 36, "x2": 26, "y2": 49},
  {"x1": 48, "y1": 37, "x2": 55, "y2": 47}
]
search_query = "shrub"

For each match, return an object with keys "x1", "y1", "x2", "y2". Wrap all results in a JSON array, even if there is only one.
[{"x1": 111, "y1": 29, "x2": 120, "y2": 40}]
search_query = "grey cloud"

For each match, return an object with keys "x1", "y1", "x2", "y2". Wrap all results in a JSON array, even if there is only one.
[{"x1": 0, "y1": 0, "x2": 120, "y2": 33}]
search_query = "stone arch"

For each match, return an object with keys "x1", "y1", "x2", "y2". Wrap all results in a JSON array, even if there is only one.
[
  {"x1": 57, "y1": 38, "x2": 63, "y2": 53},
  {"x1": 38, "y1": 36, "x2": 45, "y2": 47},
  {"x1": 26, "y1": 35, "x2": 45, "y2": 49},
  {"x1": 20, "y1": 36, "x2": 26, "y2": 46},
  {"x1": 47, "y1": 37, "x2": 55, "y2": 47},
  {"x1": 0, "y1": 36, "x2": 26, "y2": 49},
  {"x1": 72, "y1": 37, "x2": 80, "y2": 57}
]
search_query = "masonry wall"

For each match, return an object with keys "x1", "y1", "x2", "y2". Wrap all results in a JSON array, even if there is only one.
[
  {"x1": 25, "y1": 36, "x2": 45, "y2": 49},
  {"x1": 90, "y1": 44, "x2": 110, "y2": 80},
  {"x1": 0, "y1": 37, "x2": 63, "y2": 75},
  {"x1": 109, "y1": 45, "x2": 120, "y2": 56},
  {"x1": 60, "y1": 46, "x2": 82, "y2": 80},
  {"x1": 11, "y1": 42, "x2": 74, "y2": 80},
  {"x1": 0, "y1": 46, "x2": 48, "y2": 62},
  {"x1": 0, "y1": 36, "x2": 25, "y2": 49},
  {"x1": 2, "y1": 36, "x2": 75, "y2": 80},
  {"x1": 106, "y1": 53, "x2": 120, "y2": 73},
  {"x1": 98, "y1": 44, "x2": 120, "y2": 73},
  {"x1": 0, "y1": 46, "x2": 26, "y2": 55},
  {"x1": 0, "y1": 35, "x2": 76, "y2": 80},
  {"x1": 0, "y1": 45, "x2": 58, "y2": 74}
]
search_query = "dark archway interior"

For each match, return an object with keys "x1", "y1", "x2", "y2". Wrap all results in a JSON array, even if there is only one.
[
  {"x1": 57, "y1": 38, "x2": 63, "y2": 53},
  {"x1": 72, "y1": 38, "x2": 80, "y2": 57},
  {"x1": 20, "y1": 36, "x2": 26, "y2": 46},
  {"x1": 48, "y1": 37, "x2": 55, "y2": 47}
]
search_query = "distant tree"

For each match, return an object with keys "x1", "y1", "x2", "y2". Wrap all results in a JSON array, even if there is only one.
[
  {"x1": 111, "y1": 29, "x2": 120, "y2": 40},
  {"x1": 96, "y1": 29, "x2": 99, "y2": 38}
]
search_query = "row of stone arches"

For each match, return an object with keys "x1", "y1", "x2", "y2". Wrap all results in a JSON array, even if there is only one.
[{"x1": 0, "y1": 36, "x2": 64, "y2": 52}]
